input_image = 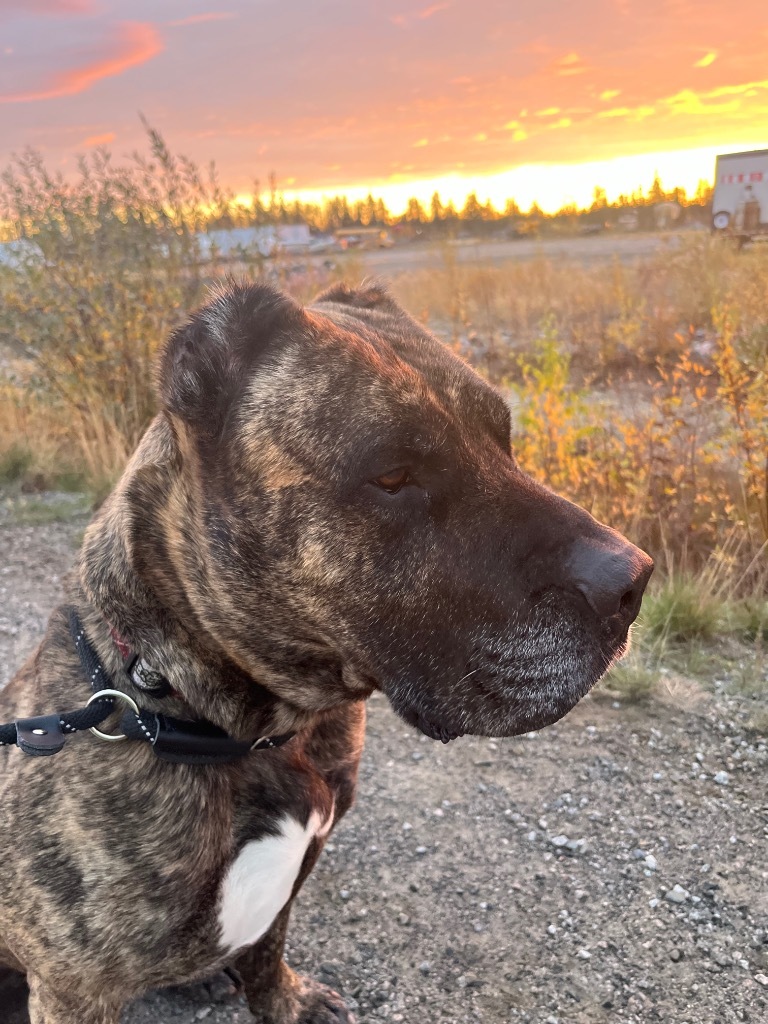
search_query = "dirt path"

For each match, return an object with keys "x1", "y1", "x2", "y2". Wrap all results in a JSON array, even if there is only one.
[{"x1": 1, "y1": 510, "x2": 766, "y2": 1024}]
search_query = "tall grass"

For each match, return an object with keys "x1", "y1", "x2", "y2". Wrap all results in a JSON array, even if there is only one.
[{"x1": 0, "y1": 129, "x2": 230, "y2": 487}]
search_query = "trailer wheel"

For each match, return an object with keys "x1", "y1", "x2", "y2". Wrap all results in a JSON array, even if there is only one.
[{"x1": 712, "y1": 211, "x2": 731, "y2": 231}]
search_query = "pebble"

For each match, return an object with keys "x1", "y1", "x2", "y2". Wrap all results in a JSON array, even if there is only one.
[
  {"x1": 664, "y1": 884, "x2": 690, "y2": 904},
  {"x1": 755, "y1": 973, "x2": 768, "y2": 987},
  {"x1": 713, "y1": 771, "x2": 730, "y2": 785},
  {"x1": 576, "y1": 948, "x2": 591, "y2": 959},
  {"x1": 550, "y1": 834, "x2": 569, "y2": 847},
  {"x1": 418, "y1": 961, "x2": 431, "y2": 975},
  {"x1": 645, "y1": 854, "x2": 658, "y2": 871}
]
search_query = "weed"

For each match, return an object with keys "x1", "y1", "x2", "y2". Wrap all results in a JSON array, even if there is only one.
[
  {"x1": 641, "y1": 577, "x2": 721, "y2": 643},
  {"x1": 0, "y1": 443, "x2": 33, "y2": 483},
  {"x1": 1, "y1": 493, "x2": 91, "y2": 526},
  {"x1": 601, "y1": 651, "x2": 658, "y2": 702}
]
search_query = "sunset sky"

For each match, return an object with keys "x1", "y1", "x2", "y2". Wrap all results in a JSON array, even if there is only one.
[{"x1": 1, "y1": 0, "x2": 767, "y2": 212}]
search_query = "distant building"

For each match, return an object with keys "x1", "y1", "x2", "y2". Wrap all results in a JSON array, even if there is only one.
[
  {"x1": 196, "y1": 224, "x2": 312, "y2": 261},
  {"x1": 0, "y1": 239, "x2": 43, "y2": 268}
]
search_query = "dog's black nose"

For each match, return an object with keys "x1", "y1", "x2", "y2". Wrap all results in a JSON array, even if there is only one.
[{"x1": 567, "y1": 535, "x2": 653, "y2": 624}]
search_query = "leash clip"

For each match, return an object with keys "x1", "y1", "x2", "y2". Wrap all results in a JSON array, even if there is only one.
[{"x1": 16, "y1": 714, "x2": 65, "y2": 757}]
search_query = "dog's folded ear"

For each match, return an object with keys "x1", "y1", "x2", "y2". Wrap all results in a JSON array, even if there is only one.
[
  {"x1": 313, "y1": 281, "x2": 403, "y2": 316},
  {"x1": 158, "y1": 282, "x2": 304, "y2": 432}
]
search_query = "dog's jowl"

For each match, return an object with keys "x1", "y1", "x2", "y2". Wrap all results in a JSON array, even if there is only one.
[{"x1": 0, "y1": 282, "x2": 652, "y2": 1023}]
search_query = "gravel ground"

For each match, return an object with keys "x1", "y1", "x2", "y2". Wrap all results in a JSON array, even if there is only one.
[{"x1": 1, "y1": 506, "x2": 766, "y2": 1024}]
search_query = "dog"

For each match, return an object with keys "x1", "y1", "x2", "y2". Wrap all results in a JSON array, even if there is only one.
[{"x1": 0, "y1": 281, "x2": 652, "y2": 1023}]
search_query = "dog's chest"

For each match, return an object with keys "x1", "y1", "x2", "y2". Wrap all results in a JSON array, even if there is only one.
[{"x1": 217, "y1": 809, "x2": 332, "y2": 955}]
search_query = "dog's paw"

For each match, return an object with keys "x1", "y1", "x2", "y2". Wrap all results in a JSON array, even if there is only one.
[
  {"x1": 249, "y1": 972, "x2": 355, "y2": 1024},
  {"x1": 295, "y1": 983, "x2": 354, "y2": 1024}
]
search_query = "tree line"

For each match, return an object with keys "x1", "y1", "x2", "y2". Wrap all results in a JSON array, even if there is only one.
[{"x1": 211, "y1": 173, "x2": 715, "y2": 233}]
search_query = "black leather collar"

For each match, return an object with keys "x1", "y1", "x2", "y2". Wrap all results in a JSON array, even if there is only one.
[{"x1": 69, "y1": 609, "x2": 295, "y2": 765}]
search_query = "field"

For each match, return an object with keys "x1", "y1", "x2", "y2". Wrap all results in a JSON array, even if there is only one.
[{"x1": 0, "y1": 150, "x2": 767, "y2": 1023}]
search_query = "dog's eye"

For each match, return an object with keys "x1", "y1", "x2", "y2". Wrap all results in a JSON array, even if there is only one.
[{"x1": 373, "y1": 468, "x2": 412, "y2": 494}]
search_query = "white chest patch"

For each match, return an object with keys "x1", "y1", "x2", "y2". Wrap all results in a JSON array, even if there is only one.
[{"x1": 218, "y1": 809, "x2": 332, "y2": 955}]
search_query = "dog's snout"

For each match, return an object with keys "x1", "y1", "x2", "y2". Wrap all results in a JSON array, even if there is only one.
[{"x1": 567, "y1": 536, "x2": 653, "y2": 624}]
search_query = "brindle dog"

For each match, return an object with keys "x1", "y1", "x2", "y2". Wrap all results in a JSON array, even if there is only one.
[{"x1": 0, "y1": 282, "x2": 652, "y2": 1023}]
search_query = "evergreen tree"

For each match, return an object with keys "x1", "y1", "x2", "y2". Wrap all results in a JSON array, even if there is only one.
[
  {"x1": 462, "y1": 192, "x2": 483, "y2": 221},
  {"x1": 374, "y1": 198, "x2": 390, "y2": 225},
  {"x1": 405, "y1": 197, "x2": 426, "y2": 223}
]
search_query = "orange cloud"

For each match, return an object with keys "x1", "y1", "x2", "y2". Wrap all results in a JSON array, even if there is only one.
[
  {"x1": 167, "y1": 13, "x2": 237, "y2": 28},
  {"x1": 391, "y1": 3, "x2": 449, "y2": 27},
  {"x1": 419, "y1": 3, "x2": 450, "y2": 17},
  {"x1": 82, "y1": 131, "x2": 115, "y2": 147},
  {"x1": 556, "y1": 52, "x2": 587, "y2": 76},
  {"x1": 0, "y1": 22, "x2": 162, "y2": 104}
]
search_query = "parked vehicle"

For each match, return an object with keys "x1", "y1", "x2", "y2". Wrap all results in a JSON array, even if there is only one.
[
  {"x1": 712, "y1": 149, "x2": 768, "y2": 244},
  {"x1": 335, "y1": 227, "x2": 393, "y2": 249}
]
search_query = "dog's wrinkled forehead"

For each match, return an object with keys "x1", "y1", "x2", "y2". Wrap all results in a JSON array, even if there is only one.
[
  {"x1": 240, "y1": 287, "x2": 511, "y2": 460},
  {"x1": 159, "y1": 281, "x2": 511, "y2": 465}
]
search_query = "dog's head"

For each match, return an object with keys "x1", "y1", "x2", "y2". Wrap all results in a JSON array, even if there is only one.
[{"x1": 152, "y1": 280, "x2": 652, "y2": 740}]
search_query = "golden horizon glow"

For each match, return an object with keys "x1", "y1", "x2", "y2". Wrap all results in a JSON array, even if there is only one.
[{"x1": 237, "y1": 143, "x2": 766, "y2": 217}]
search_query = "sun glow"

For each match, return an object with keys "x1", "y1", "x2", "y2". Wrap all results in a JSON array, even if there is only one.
[{"x1": 269, "y1": 143, "x2": 767, "y2": 217}]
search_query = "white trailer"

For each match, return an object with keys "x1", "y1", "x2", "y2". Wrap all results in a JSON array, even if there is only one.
[{"x1": 712, "y1": 148, "x2": 768, "y2": 242}]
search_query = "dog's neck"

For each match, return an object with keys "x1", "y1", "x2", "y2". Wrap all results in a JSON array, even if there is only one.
[{"x1": 76, "y1": 416, "x2": 319, "y2": 741}]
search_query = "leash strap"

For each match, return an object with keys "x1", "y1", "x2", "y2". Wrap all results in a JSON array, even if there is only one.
[{"x1": 0, "y1": 609, "x2": 294, "y2": 763}]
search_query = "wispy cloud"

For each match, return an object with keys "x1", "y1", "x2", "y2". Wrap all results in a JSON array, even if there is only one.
[
  {"x1": 556, "y1": 52, "x2": 587, "y2": 76},
  {"x1": 167, "y1": 13, "x2": 237, "y2": 28},
  {"x1": 595, "y1": 78, "x2": 768, "y2": 125},
  {"x1": 419, "y1": 3, "x2": 450, "y2": 18},
  {"x1": 0, "y1": 22, "x2": 162, "y2": 104},
  {"x1": 82, "y1": 131, "x2": 115, "y2": 146},
  {"x1": 694, "y1": 51, "x2": 717, "y2": 68},
  {"x1": 391, "y1": 3, "x2": 449, "y2": 27},
  {"x1": 2, "y1": 0, "x2": 93, "y2": 12}
]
